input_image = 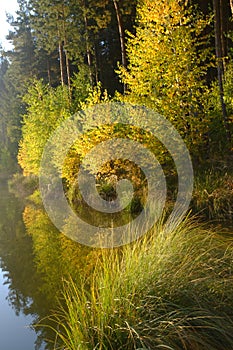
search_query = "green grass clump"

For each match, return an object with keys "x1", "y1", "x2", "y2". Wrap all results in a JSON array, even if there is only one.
[
  {"x1": 51, "y1": 219, "x2": 233, "y2": 350},
  {"x1": 192, "y1": 170, "x2": 233, "y2": 220}
]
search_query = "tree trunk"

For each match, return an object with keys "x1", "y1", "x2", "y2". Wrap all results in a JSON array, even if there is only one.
[
  {"x1": 230, "y1": 0, "x2": 233, "y2": 16},
  {"x1": 219, "y1": 0, "x2": 226, "y2": 71},
  {"x1": 58, "y1": 40, "x2": 65, "y2": 86},
  {"x1": 47, "y1": 57, "x2": 51, "y2": 86},
  {"x1": 112, "y1": 0, "x2": 126, "y2": 68},
  {"x1": 94, "y1": 44, "x2": 99, "y2": 84},
  {"x1": 112, "y1": 0, "x2": 127, "y2": 93},
  {"x1": 213, "y1": 0, "x2": 231, "y2": 143},
  {"x1": 61, "y1": 1, "x2": 71, "y2": 92},
  {"x1": 64, "y1": 49, "x2": 71, "y2": 92},
  {"x1": 82, "y1": 0, "x2": 93, "y2": 86}
]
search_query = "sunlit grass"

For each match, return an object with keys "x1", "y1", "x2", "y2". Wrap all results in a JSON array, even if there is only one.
[{"x1": 49, "y1": 218, "x2": 233, "y2": 349}]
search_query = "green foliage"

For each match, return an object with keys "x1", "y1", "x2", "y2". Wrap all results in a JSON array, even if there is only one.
[
  {"x1": 51, "y1": 219, "x2": 233, "y2": 349},
  {"x1": 18, "y1": 80, "x2": 71, "y2": 175},
  {"x1": 201, "y1": 60, "x2": 233, "y2": 154},
  {"x1": 17, "y1": 72, "x2": 94, "y2": 176},
  {"x1": 0, "y1": 1, "x2": 40, "y2": 174},
  {"x1": 119, "y1": 0, "x2": 212, "y2": 153},
  {"x1": 0, "y1": 54, "x2": 22, "y2": 174},
  {"x1": 0, "y1": 0, "x2": 138, "y2": 174},
  {"x1": 71, "y1": 69, "x2": 92, "y2": 111}
]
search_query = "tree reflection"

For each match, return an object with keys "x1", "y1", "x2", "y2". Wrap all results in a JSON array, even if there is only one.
[
  {"x1": 0, "y1": 180, "x2": 103, "y2": 349},
  {"x1": 0, "y1": 181, "x2": 53, "y2": 349},
  {"x1": 23, "y1": 199, "x2": 111, "y2": 348}
]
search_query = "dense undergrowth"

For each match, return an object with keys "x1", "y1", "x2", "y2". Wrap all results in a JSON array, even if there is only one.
[
  {"x1": 193, "y1": 170, "x2": 233, "y2": 220},
  {"x1": 8, "y1": 162, "x2": 233, "y2": 222},
  {"x1": 192, "y1": 157, "x2": 233, "y2": 221}
]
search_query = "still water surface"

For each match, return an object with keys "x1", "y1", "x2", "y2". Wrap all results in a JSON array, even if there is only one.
[
  {"x1": 0, "y1": 266, "x2": 37, "y2": 350},
  {"x1": 0, "y1": 181, "x2": 48, "y2": 350},
  {"x1": 0, "y1": 178, "x2": 93, "y2": 349}
]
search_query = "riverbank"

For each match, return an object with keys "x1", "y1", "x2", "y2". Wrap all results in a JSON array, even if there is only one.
[
  {"x1": 8, "y1": 162, "x2": 233, "y2": 223},
  {"x1": 7, "y1": 162, "x2": 233, "y2": 349}
]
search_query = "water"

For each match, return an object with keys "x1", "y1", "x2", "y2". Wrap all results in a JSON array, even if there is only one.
[
  {"x1": 0, "y1": 181, "x2": 47, "y2": 350},
  {"x1": 0, "y1": 266, "x2": 37, "y2": 350},
  {"x1": 0, "y1": 179, "x2": 90, "y2": 350}
]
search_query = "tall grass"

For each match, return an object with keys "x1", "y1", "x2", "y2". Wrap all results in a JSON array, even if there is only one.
[
  {"x1": 192, "y1": 170, "x2": 233, "y2": 220},
  {"x1": 50, "y1": 219, "x2": 233, "y2": 350}
]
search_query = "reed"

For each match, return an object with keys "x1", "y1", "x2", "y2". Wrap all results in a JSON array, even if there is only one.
[{"x1": 51, "y1": 218, "x2": 233, "y2": 349}]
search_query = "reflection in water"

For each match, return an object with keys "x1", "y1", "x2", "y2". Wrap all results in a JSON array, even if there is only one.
[
  {"x1": 0, "y1": 266, "x2": 37, "y2": 350},
  {"x1": 22, "y1": 201, "x2": 101, "y2": 349},
  {"x1": 0, "y1": 181, "x2": 47, "y2": 349},
  {"x1": 0, "y1": 180, "x2": 97, "y2": 349}
]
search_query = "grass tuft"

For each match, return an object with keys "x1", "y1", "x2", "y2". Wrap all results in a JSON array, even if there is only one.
[
  {"x1": 192, "y1": 170, "x2": 233, "y2": 220},
  {"x1": 49, "y1": 218, "x2": 233, "y2": 349}
]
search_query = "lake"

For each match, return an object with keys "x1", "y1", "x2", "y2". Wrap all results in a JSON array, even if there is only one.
[
  {"x1": 0, "y1": 180, "x2": 53, "y2": 350},
  {"x1": 0, "y1": 179, "x2": 94, "y2": 350}
]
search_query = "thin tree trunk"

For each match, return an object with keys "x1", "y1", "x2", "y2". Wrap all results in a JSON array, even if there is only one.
[
  {"x1": 230, "y1": 0, "x2": 233, "y2": 16},
  {"x1": 61, "y1": 1, "x2": 71, "y2": 92},
  {"x1": 219, "y1": 0, "x2": 226, "y2": 71},
  {"x1": 112, "y1": 0, "x2": 127, "y2": 93},
  {"x1": 94, "y1": 44, "x2": 99, "y2": 84},
  {"x1": 64, "y1": 49, "x2": 71, "y2": 91},
  {"x1": 58, "y1": 40, "x2": 65, "y2": 86},
  {"x1": 213, "y1": 0, "x2": 231, "y2": 142},
  {"x1": 112, "y1": 0, "x2": 126, "y2": 68},
  {"x1": 82, "y1": 0, "x2": 93, "y2": 86},
  {"x1": 47, "y1": 57, "x2": 51, "y2": 86}
]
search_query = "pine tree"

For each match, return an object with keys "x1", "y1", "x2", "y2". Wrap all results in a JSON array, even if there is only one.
[
  {"x1": 213, "y1": 0, "x2": 231, "y2": 143},
  {"x1": 0, "y1": 0, "x2": 40, "y2": 172}
]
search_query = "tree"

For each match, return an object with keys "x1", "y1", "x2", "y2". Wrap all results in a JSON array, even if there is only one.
[
  {"x1": 112, "y1": 0, "x2": 137, "y2": 92},
  {"x1": 0, "y1": 0, "x2": 41, "y2": 172},
  {"x1": 213, "y1": 0, "x2": 231, "y2": 143},
  {"x1": 29, "y1": 0, "x2": 71, "y2": 87},
  {"x1": 29, "y1": 0, "x2": 111, "y2": 88},
  {"x1": 17, "y1": 81, "x2": 71, "y2": 175},
  {"x1": 112, "y1": 0, "x2": 127, "y2": 69},
  {"x1": 119, "y1": 0, "x2": 211, "y2": 152}
]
